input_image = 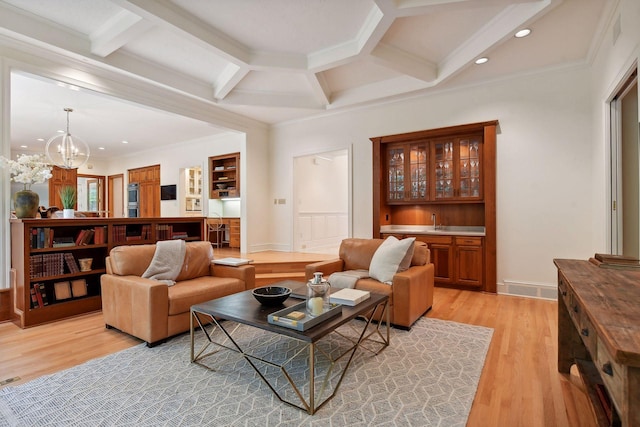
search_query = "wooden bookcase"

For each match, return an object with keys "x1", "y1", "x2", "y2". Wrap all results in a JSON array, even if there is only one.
[
  {"x1": 10, "y1": 217, "x2": 205, "y2": 328},
  {"x1": 209, "y1": 153, "x2": 240, "y2": 199}
]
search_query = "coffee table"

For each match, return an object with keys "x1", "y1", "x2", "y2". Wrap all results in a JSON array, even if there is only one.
[{"x1": 189, "y1": 282, "x2": 389, "y2": 414}]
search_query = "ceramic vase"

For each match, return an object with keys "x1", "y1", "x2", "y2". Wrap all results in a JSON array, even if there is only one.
[
  {"x1": 63, "y1": 209, "x2": 75, "y2": 219},
  {"x1": 13, "y1": 189, "x2": 39, "y2": 218}
]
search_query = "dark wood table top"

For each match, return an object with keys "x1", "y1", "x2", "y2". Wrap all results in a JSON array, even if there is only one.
[
  {"x1": 554, "y1": 259, "x2": 640, "y2": 366},
  {"x1": 191, "y1": 282, "x2": 388, "y2": 343}
]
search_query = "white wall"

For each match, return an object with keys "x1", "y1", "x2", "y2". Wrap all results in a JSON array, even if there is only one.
[
  {"x1": 589, "y1": 0, "x2": 640, "y2": 254},
  {"x1": 293, "y1": 150, "x2": 349, "y2": 253},
  {"x1": 270, "y1": 66, "x2": 594, "y2": 290},
  {"x1": 103, "y1": 132, "x2": 244, "y2": 217}
]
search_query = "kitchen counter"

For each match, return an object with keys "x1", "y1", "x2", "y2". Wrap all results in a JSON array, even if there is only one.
[{"x1": 380, "y1": 224, "x2": 485, "y2": 236}]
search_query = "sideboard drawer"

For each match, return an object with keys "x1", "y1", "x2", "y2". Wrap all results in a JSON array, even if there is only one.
[
  {"x1": 579, "y1": 314, "x2": 597, "y2": 357},
  {"x1": 596, "y1": 336, "x2": 626, "y2": 414},
  {"x1": 454, "y1": 236, "x2": 482, "y2": 246}
]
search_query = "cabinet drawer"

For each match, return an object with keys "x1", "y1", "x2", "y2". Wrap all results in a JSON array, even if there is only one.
[
  {"x1": 579, "y1": 313, "x2": 597, "y2": 357},
  {"x1": 415, "y1": 235, "x2": 452, "y2": 245},
  {"x1": 596, "y1": 336, "x2": 626, "y2": 413},
  {"x1": 454, "y1": 237, "x2": 482, "y2": 246}
]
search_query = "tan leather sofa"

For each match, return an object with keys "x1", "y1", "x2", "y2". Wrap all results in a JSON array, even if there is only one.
[
  {"x1": 305, "y1": 238, "x2": 434, "y2": 330},
  {"x1": 101, "y1": 241, "x2": 255, "y2": 346}
]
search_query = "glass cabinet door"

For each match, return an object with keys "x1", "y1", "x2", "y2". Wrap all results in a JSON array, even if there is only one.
[
  {"x1": 387, "y1": 146, "x2": 405, "y2": 201},
  {"x1": 433, "y1": 137, "x2": 482, "y2": 200},
  {"x1": 434, "y1": 139, "x2": 454, "y2": 199},
  {"x1": 458, "y1": 138, "x2": 481, "y2": 199},
  {"x1": 409, "y1": 143, "x2": 428, "y2": 200}
]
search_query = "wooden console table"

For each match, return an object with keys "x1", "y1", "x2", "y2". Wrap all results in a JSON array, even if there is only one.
[{"x1": 554, "y1": 259, "x2": 640, "y2": 427}]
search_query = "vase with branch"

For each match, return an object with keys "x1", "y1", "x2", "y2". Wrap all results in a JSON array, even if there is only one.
[{"x1": 0, "y1": 153, "x2": 53, "y2": 218}]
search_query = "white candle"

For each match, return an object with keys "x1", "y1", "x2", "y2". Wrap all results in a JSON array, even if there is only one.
[{"x1": 307, "y1": 297, "x2": 323, "y2": 316}]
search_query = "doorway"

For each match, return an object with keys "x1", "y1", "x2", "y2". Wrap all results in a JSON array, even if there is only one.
[
  {"x1": 108, "y1": 174, "x2": 124, "y2": 218},
  {"x1": 293, "y1": 149, "x2": 350, "y2": 254},
  {"x1": 610, "y1": 66, "x2": 639, "y2": 256},
  {"x1": 77, "y1": 174, "x2": 105, "y2": 216}
]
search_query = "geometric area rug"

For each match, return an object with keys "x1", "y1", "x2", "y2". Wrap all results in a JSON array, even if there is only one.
[{"x1": 0, "y1": 317, "x2": 492, "y2": 427}]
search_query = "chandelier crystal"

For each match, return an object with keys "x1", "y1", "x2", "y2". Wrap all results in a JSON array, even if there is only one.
[{"x1": 45, "y1": 108, "x2": 90, "y2": 169}]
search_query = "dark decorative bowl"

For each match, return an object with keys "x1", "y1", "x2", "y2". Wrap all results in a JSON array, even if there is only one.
[{"x1": 252, "y1": 286, "x2": 291, "y2": 306}]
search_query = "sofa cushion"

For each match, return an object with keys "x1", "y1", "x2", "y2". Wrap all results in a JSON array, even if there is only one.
[
  {"x1": 108, "y1": 244, "x2": 156, "y2": 276},
  {"x1": 108, "y1": 241, "x2": 212, "y2": 279},
  {"x1": 175, "y1": 241, "x2": 213, "y2": 281},
  {"x1": 411, "y1": 241, "x2": 429, "y2": 266},
  {"x1": 339, "y1": 238, "x2": 384, "y2": 271},
  {"x1": 369, "y1": 236, "x2": 416, "y2": 284},
  {"x1": 168, "y1": 276, "x2": 244, "y2": 315}
]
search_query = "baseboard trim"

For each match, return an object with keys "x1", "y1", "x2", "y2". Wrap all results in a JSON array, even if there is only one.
[{"x1": 498, "y1": 280, "x2": 557, "y2": 300}]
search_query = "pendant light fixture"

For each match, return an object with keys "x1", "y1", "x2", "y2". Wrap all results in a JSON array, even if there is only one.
[{"x1": 45, "y1": 107, "x2": 90, "y2": 169}]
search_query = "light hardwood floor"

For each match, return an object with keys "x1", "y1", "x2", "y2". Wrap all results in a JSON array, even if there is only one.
[{"x1": 0, "y1": 268, "x2": 595, "y2": 426}]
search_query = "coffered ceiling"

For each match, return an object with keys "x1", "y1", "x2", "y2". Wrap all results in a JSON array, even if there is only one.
[{"x1": 0, "y1": 0, "x2": 610, "y2": 158}]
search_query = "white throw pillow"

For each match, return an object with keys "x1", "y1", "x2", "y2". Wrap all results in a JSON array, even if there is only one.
[{"x1": 369, "y1": 236, "x2": 416, "y2": 284}]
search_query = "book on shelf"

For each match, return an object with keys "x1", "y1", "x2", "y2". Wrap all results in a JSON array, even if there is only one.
[
  {"x1": 53, "y1": 236, "x2": 75, "y2": 247},
  {"x1": 64, "y1": 253, "x2": 80, "y2": 274},
  {"x1": 81, "y1": 229, "x2": 94, "y2": 245},
  {"x1": 54, "y1": 281, "x2": 72, "y2": 300},
  {"x1": 32, "y1": 283, "x2": 49, "y2": 307},
  {"x1": 93, "y1": 226, "x2": 107, "y2": 244},
  {"x1": 33, "y1": 283, "x2": 44, "y2": 308},
  {"x1": 71, "y1": 279, "x2": 87, "y2": 297},
  {"x1": 29, "y1": 286, "x2": 38, "y2": 309},
  {"x1": 30, "y1": 227, "x2": 56, "y2": 249},
  {"x1": 38, "y1": 283, "x2": 49, "y2": 306},
  {"x1": 329, "y1": 288, "x2": 371, "y2": 306},
  {"x1": 75, "y1": 229, "x2": 86, "y2": 245},
  {"x1": 29, "y1": 254, "x2": 64, "y2": 278}
]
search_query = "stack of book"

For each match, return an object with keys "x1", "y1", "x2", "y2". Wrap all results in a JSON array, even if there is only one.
[{"x1": 589, "y1": 253, "x2": 640, "y2": 270}]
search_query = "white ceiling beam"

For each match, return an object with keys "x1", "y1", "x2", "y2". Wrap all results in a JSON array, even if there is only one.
[
  {"x1": 307, "y1": 73, "x2": 331, "y2": 105},
  {"x1": 221, "y1": 90, "x2": 324, "y2": 110},
  {"x1": 329, "y1": 75, "x2": 428, "y2": 109},
  {"x1": 437, "y1": 0, "x2": 554, "y2": 82},
  {"x1": 111, "y1": 0, "x2": 252, "y2": 65},
  {"x1": 0, "y1": 3, "x2": 220, "y2": 103},
  {"x1": 371, "y1": 43, "x2": 437, "y2": 82},
  {"x1": 307, "y1": 2, "x2": 394, "y2": 72},
  {"x1": 214, "y1": 64, "x2": 249, "y2": 100},
  {"x1": 90, "y1": 10, "x2": 152, "y2": 57}
]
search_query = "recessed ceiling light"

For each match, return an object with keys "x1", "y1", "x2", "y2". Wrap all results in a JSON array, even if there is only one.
[
  {"x1": 475, "y1": 57, "x2": 489, "y2": 65},
  {"x1": 57, "y1": 130, "x2": 64, "y2": 133},
  {"x1": 36, "y1": 138, "x2": 44, "y2": 142},
  {"x1": 121, "y1": 140, "x2": 129, "y2": 144},
  {"x1": 98, "y1": 147, "x2": 105, "y2": 150},
  {"x1": 515, "y1": 29, "x2": 531, "y2": 38},
  {"x1": 20, "y1": 145, "x2": 27, "y2": 148}
]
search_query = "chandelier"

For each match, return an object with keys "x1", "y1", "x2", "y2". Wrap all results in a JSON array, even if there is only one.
[{"x1": 45, "y1": 108, "x2": 90, "y2": 169}]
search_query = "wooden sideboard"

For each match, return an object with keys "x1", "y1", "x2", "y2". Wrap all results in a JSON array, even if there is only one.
[{"x1": 554, "y1": 259, "x2": 640, "y2": 427}]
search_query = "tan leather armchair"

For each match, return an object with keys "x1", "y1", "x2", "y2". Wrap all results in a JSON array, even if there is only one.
[
  {"x1": 305, "y1": 238, "x2": 434, "y2": 330},
  {"x1": 101, "y1": 241, "x2": 255, "y2": 346}
]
